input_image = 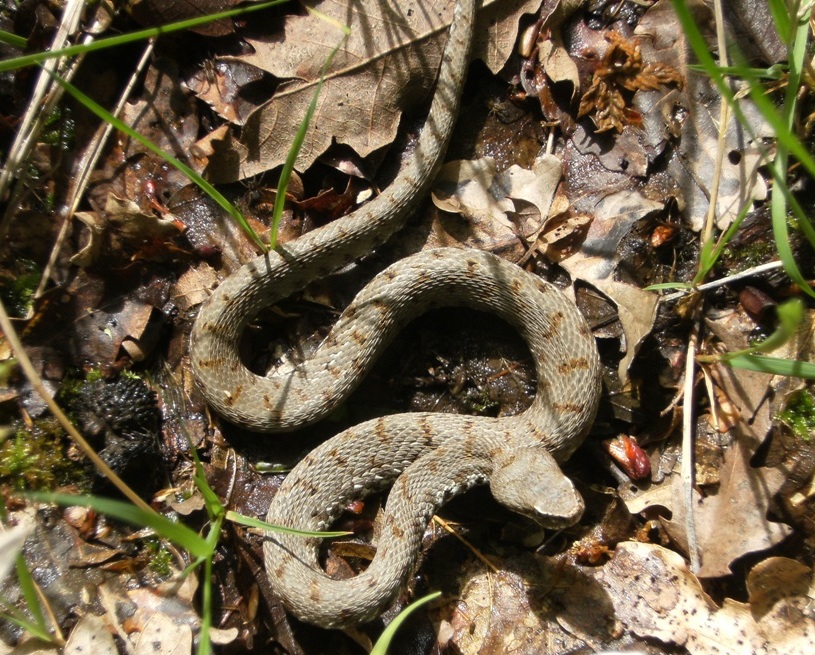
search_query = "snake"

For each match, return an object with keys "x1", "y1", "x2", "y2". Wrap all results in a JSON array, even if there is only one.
[{"x1": 190, "y1": 0, "x2": 601, "y2": 629}]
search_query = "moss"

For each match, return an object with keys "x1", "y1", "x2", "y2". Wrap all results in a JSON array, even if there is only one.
[
  {"x1": 143, "y1": 537, "x2": 174, "y2": 576},
  {"x1": 778, "y1": 389, "x2": 815, "y2": 441},
  {"x1": 56, "y1": 370, "x2": 105, "y2": 403},
  {"x1": 0, "y1": 418, "x2": 88, "y2": 491},
  {"x1": 85, "y1": 369, "x2": 105, "y2": 383},
  {"x1": 720, "y1": 239, "x2": 777, "y2": 273},
  {"x1": 0, "y1": 259, "x2": 40, "y2": 318},
  {"x1": 41, "y1": 106, "x2": 75, "y2": 152}
]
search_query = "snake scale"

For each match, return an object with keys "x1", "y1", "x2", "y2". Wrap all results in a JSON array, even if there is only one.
[{"x1": 190, "y1": 0, "x2": 601, "y2": 629}]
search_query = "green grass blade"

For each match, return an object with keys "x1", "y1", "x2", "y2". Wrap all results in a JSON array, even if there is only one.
[
  {"x1": 198, "y1": 556, "x2": 213, "y2": 655},
  {"x1": 700, "y1": 298, "x2": 804, "y2": 364},
  {"x1": 0, "y1": 606, "x2": 53, "y2": 643},
  {"x1": 225, "y1": 510, "x2": 351, "y2": 538},
  {"x1": 25, "y1": 492, "x2": 211, "y2": 558},
  {"x1": 741, "y1": 298, "x2": 803, "y2": 354},
  {"x1": 764, "y1": 0, "x2": 814, "y2": 299},
  {"x1": 725, "y1": 354, "x2": 815, "y2": 378},
  {"x1": 768, "y1": 155, "x2": 810, "y2": 295},
  {"x1": 15, "y1": 555, "x2": 49, "y2": 637},
  {"x1": 766, "y1": 0, "x2": 792, "y2": 42},
  {"x1": 370, "y1": 591, "x2": 442, "y2": 655},
  {"x1": 44, "y1": 70, "x2": 266, "y2": 251},
  {"x1": 0, "y1": 1, "x2": 287, "y2": 73},
  {"x1": 186, "y1": 438, "x2": 224, "y2": 522},
  {"x1": 791, "y1": 203, "x2": 815, "y2": 246},
  {"x1": 673, "y1": 0, "x2": 815, "y2": 298},
  {"x1": 643, "y1": 282, "x2": 693, "y2": 292},
  {"x1": 672, "y1": 0, "x2": 815, "y2": 180},
  {"x1": 687, "y1": 63, "x2": 786, "y2": 80},
  {"x1": 181, "y1": 555, "x2": 207, "y2": 579},
  {"x1": 698, "y1": 299, "x2": 806, "y2": 370},
  {"x1": 696, "y1": 198, "x2": 753, "y2": 283},
  {"x1": 0, "y1": 30, "x2": 27, "y2": 50},
  {"x1": 742, "y1": 83, "x2": 815, "y2": 180},
  {"x1": 268, "y1": 11, "x2": 351, "y2": 249}
]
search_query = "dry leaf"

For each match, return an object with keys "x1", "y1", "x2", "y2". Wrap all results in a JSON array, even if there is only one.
[
  {"x1": 433, "y1": 155, "x2": 561, "y2": 222},
  {"x1": 64, "y1": 614, "x2": 117, "y2": 655},
  {"x1": 130, "y1": 0, "x2": 240, "y2": 37},
  {"x1": 560, "y1": 190, "x2": 662, "y2": 380},
  {"x1": 185, "y1": 60, "x2": 265, "y2": 125},
  {"x1": 722, "y1": 0, "x2": 787, "y2": 65},
  {"x1": 206, "y1": 0, "x2": 543, "y2": 182},
  {"x1": 570, "y1": 122, "x2": 650, "y2": 176},
  {"x1": 445, "y1": 555, "x2": 588, "y2": 654},
  {"x1": 0, "y1": 520, "x2": 32, "y2": 584},
  {"x1": 499, "y1": 154, "x2": 562, "y2": 235},
  {"x1": 120, "y1": 62, "x2": 200, "y2": 182},
  {"x1": 538, "y1": 34, "x2": 579, "y2": 97},
  {"x1": 171, "y1": 263, "x2": 220, "y2": 314},
  {"x1": 432, "y1": 157, "x2": 516, "y2": 228},
  {"x1": 73, "y1": 195, "x2": 183, "y2": 268},
  {"x1": 115, "y1": 573, "x2": 201, "y2": 652},
  {"x1": 133, "y1": 613, "x2": 192, "y2": 655},
  {"x1": 597, "y1": 542, "x2": 815, "y2": 654},
  {"x1": 634, "y1": 0, "x2": 772, "y2": 231},
  {"x1": 624, "y1": 439, "x2": 791, "y2": 578},
  {"x1": 747, "y1": 557, "x2": 813, "y2": 618},
  {"x1": 531, "y1": 194, "x2": 592, "y2": 259}
]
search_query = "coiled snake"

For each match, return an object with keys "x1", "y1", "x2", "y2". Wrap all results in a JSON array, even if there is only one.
[{"x1": 190, "y1": 0, "x2": 601, "y2": 629}]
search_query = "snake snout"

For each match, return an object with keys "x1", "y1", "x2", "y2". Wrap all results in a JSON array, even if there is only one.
[{"x1": 490, "y1": 446, "x2": 585, "y2": 528}]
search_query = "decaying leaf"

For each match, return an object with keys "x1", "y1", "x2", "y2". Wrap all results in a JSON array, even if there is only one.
[
  {"x1": 555, "y1": 0, "x2": 770, "y2": 233},
  {"x1": 185, "y1": 60, "x2": 266, "y2": 125},
  {"x1": 444, "y1": 554, "x2": 592, "y2": 654},
  {"x1": 171, "y1": 263, "x2": 220, "y2": 314},
  {"x1": 529, "y1": 197, "x2": 592, "y2": 260},
  {"x1": 442, "y1": 541, "x2": 815, "y2": 653},
  {"x1": 99, "y1": 573, "x2": 202, "y2": 653},
  {"x1": 119, "y1": 62, "x2": 201, "y2": 184},
  {"x1": 432, "y1": 158, "x2": 516, "y2": 230},
  {"x1": 747, "y1": 557, "x2": 813, "y2": 617},
  {"x1": 130, "y1": 0, "x2": 241, "y2": 37}
]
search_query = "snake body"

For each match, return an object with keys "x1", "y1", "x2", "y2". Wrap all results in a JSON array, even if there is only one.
[{"x1": 190, "y1": 0, "x2": 601, "y2": 629}]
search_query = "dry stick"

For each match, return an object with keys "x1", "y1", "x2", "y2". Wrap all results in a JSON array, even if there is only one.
[
  {"x1": 0, "y1": 0, "x2": 93, "y2": 235},
  {"x1": 682, "y1": 303, "x2": 702, "y2": 572},
  {"x1": 661, "y1": 261, "x2": 784, "y2": 302},
  {"x1": 675, "y1": 0, "x2": 733, "y2": 575},
  {"x1": 0, "y1": 300, "x2": 154, "y2": 514},
  {"x1": 700, "y1": 0, "x2": 731, "y2": 248},
  {"x1": 33, "y1": 579, "x2": 66, "y2": 645},
  {"x1": 35, "y1": 40, "x2": 157, "y2": 301},
  {"x1": 432, "y1": 516, "x2": 499, "y2": 574}
]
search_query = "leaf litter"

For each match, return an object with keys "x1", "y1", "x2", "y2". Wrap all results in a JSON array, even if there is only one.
[{"x1": 1, "y1": 0, "x2": 814, "y2": 653}]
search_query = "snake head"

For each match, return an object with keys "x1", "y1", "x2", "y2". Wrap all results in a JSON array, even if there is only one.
[{"x1": 490, "y1": 446, "x2": 584, "y2": 529}]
